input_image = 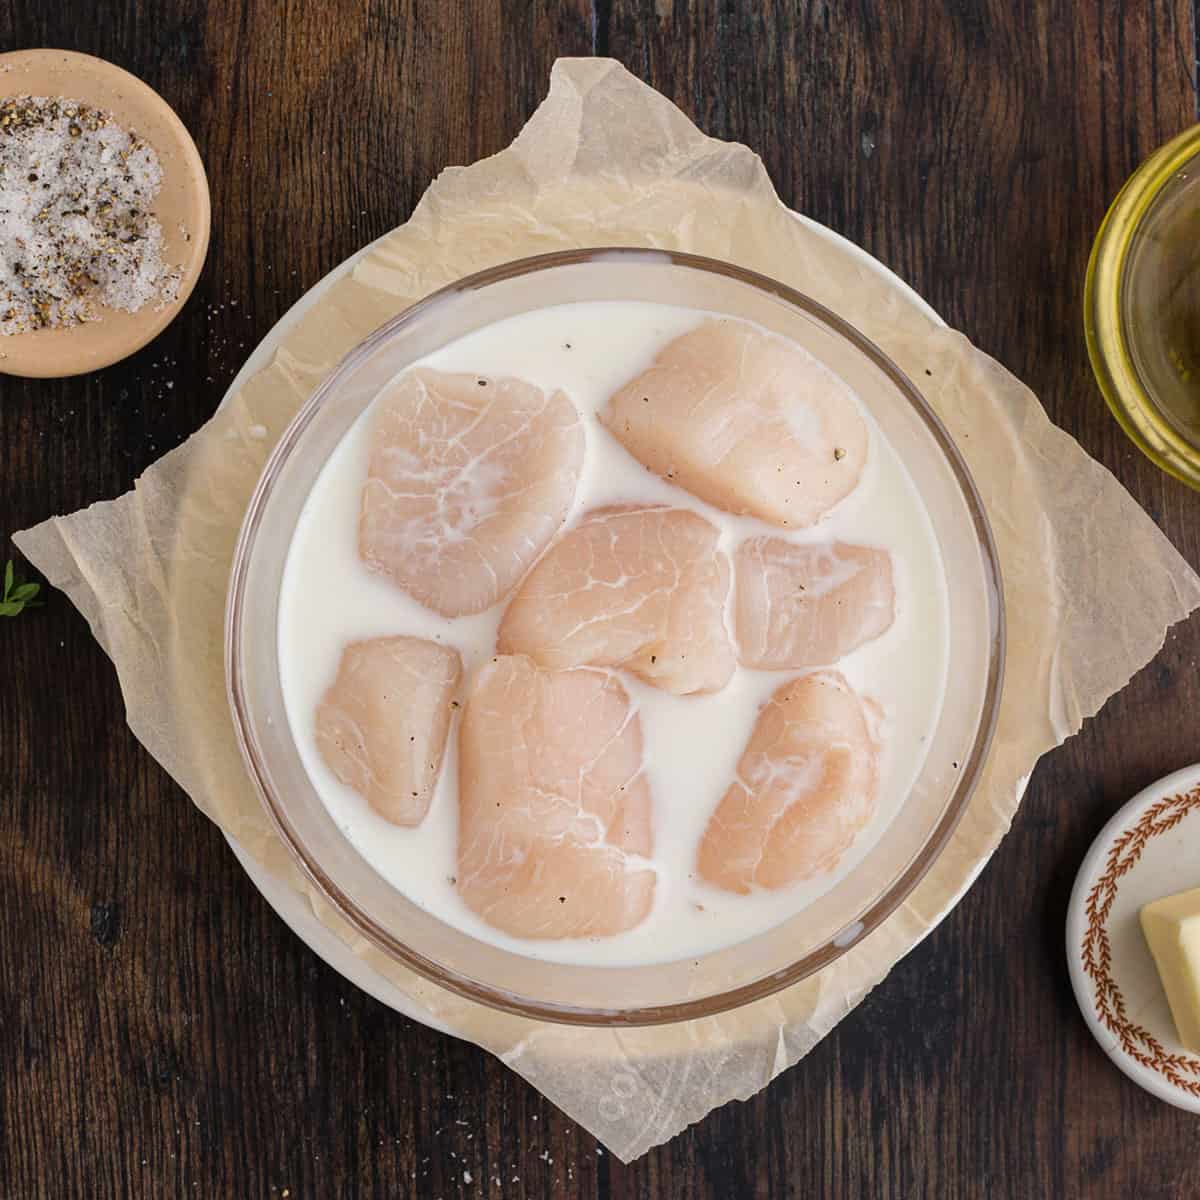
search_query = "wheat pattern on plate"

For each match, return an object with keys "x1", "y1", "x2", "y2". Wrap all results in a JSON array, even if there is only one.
[{"x1": 1081, "y1": 786, "x2": 1200, "y2": 1098}]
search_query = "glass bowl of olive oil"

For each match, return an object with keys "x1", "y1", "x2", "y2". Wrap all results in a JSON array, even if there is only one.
[{"x1": 1086, "y1": 123, "x2": 1200, "y2": 488}]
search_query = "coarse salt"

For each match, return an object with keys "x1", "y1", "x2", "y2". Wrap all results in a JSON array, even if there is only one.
[{"x1": 0, "y1": 95, "x2": 182, "y2": 335}]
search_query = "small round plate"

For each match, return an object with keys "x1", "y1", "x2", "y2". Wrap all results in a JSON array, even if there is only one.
[
  {"x1": 1066, "y1": 764, "x2": 1200, "y2": 1112},
  {"x1": 0, "y1": 49, "x2": 210, "y2": 378}
]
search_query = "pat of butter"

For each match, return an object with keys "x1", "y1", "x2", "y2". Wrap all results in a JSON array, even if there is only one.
[{"x1": 1140, "y1": 887, "x2": 1200, "y2": 1052}]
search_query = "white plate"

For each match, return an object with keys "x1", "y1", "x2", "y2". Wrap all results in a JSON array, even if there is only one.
[
  {"x1": 218, "y1": 214, "x2": 956, "y2": 1029},
  {"x1": 1066, "y1": 764, "x2": 1200, "y2": 1112}
]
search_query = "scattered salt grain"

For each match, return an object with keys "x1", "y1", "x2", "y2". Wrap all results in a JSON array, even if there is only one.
[{"x1": 0, "y1": 95, "x2": 183, "y2": 335}]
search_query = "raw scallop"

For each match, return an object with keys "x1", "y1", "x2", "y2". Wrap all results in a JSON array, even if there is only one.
[
  {"x1": 359, "y1": 367, "x2": 585, "y2": 616},
  {"x1": 697, "y1": 670, "x2": 878, "y2": 893},
  {"x1": 734, "y1": 538, "x2": 894, "y2": 669},
  {"x1": 315, "y1": 636, "x2": 462, "y2": 826},
  {"x1": 457, "y1": 655, "x2": 655, "y2": 939},
  {"x1": 497, "y1": 504, "x2": 736, "y2": 695},
  {"x1": 600, "y1": 318, "x2": 867, "y2": 527}
]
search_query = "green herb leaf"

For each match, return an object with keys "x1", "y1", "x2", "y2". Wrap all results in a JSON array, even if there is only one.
[{"x1": 0, "y1": 559, "x2": 43, "y2": 616}]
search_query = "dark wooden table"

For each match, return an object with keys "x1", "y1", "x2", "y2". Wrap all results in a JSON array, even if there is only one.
[{"x1": 3, "y1": 3, "x2": 1200, "y2": 1197}]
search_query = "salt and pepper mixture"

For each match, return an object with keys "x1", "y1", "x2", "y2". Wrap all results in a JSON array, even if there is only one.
[{"x1": 0, "y1": 95, "x2": 181, "y2": 335}]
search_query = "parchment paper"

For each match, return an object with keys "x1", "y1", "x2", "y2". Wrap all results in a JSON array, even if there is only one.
[{"x1": 16, "y1": 59, "x2": 1200, "y2": 1161}]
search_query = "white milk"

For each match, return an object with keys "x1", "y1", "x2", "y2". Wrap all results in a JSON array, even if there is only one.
[{"x1": 278, "y1": 302, "x2": 950, "y2": 967}]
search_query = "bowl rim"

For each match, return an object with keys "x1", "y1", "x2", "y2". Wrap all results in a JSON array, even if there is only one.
[
  {"x1": 1084, "y1": 122, "x2": 1200, "y2": 489},
  {"x1": 225, "y1": 246, "x2": 1006, "y2": 1026}
]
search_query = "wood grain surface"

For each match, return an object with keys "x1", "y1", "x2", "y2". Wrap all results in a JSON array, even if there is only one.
[{"x1": 3, "y1": 2, "x2": 1200, "y2": 1196}]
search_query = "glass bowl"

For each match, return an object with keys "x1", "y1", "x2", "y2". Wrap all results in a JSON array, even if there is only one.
[
  {"x1": 1086, "y1": 123, "x2": 1200, "y2": 488},
  {"x1": 226, "y1": 248, "x2": 1005, "y2": 1026}
]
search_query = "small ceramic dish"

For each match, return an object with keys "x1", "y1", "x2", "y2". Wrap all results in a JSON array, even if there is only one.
[
  {"x1": 0, "y1": 49, "x2": 210, "y2": 378},
  {"x1": 1085, "y1": 123, "x2": 1200, "y2": 489},
  {"x1": 1066, "y1": 763, "x2": 1200, "y2": 1112}
]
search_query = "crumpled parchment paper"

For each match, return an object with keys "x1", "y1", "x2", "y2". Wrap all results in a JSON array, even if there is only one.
[{"x1": 16, "y1": 59, "x2": 1200, "y2": 1161}]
